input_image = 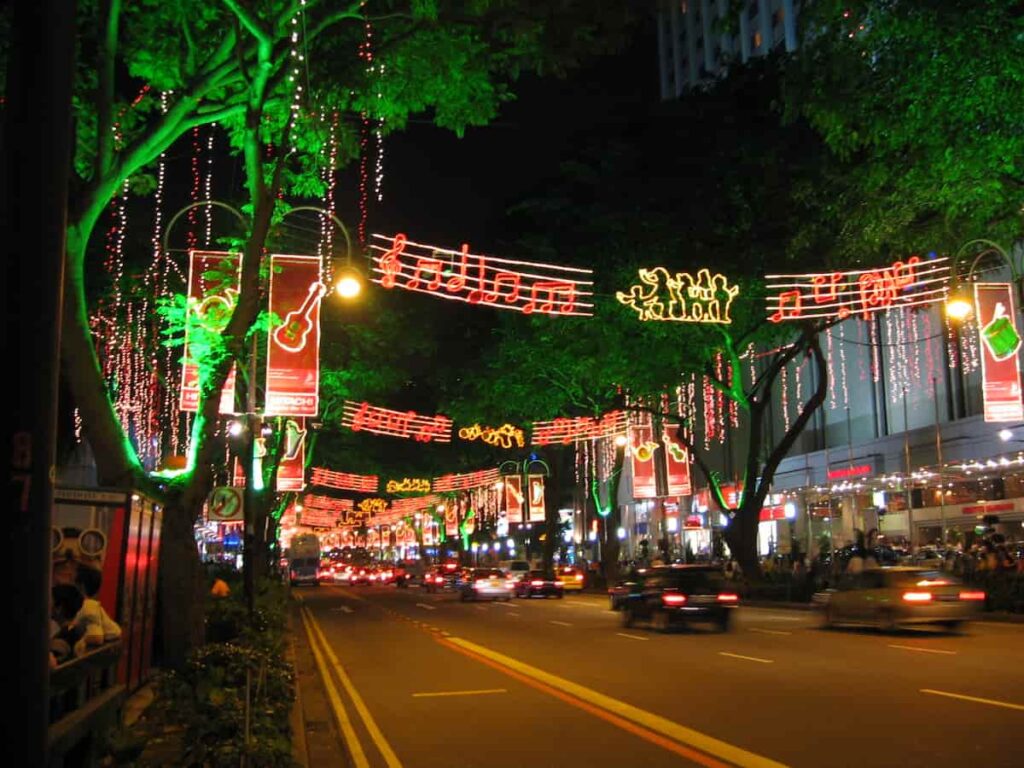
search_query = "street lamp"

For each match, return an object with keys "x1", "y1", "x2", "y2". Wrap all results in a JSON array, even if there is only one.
[{"x1": 945, "y1": 239, "x2": 1023, "y2": 321}]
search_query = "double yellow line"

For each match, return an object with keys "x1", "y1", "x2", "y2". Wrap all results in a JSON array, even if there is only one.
[{"x1": 300, "y1": 606, "x2": 403, "y2": 768}]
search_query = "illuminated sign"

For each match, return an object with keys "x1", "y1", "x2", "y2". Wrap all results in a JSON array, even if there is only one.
[
  {"x1": 766, "y1": 256, "x2": 949, "y2": 322},
  {"x1": 276, "y1": 418, "x2": 306, "y2": 492},
  {"x1": 826, "y1": 464, "x2": 874, "y2": 481},
  {"x1": 386, "y1": 478, "x2": 431, "y2": 494},
  {"x1": 358, "y1": 498, "x2": 389, "y2": 516},
  {"x1": 302, "y1": 495, "x2": 354, "y2": 512},
  {"x1": 309, "y1": 468, "x2": 379, "y2": 493},
  {"x1": 617, "y1": 267, "x2": 738, "y2": 324},
  {"x1": 433, "y1": 468, "x2": 502, "y2": 492},
  {"x1": 975, "y1": 283, "x2": 1023, "y2": 422},
  {"x1": 527, "y1": 475, "x2": 546, "y2": 522},
  {"x1": 662, "y1": 425, "x2": 692, "y2": 496},
  {"x1": 181, "y1": 251, "x2": 240, "y2": 414},
  {"x1": 531, "y1": 411, "x2": 628, "y2": 446},
  {"x1": 458, "y1": 423, "x2": 525, "y2": 449},
  {"x1": 343, "y1": 400, "x2": 453, "y2": 443},
  {"x1": 266, "y1": 255, "x2": 324, "y2": 417},
  {"x1": 504, "y1": 476, "x2": 524, "y2": 524},
  {"x1": 370, "y1": 233, "x2": 594, "y2": 317}
]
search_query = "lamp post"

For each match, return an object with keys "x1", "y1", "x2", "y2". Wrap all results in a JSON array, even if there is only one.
[{"x1": 945, "y1": 239, "x2": 1023, "y2": 321}]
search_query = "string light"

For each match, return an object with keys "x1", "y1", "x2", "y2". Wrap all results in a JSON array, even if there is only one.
[
  {"x1": 838, "y1": 320, "x2": 849, "y2": 407},
  {"x1": 702, "y1": 375, "x2": 715, "y2": 450},
  {"x1": 826, "y1": 326, "x2": 837, "y2": 410},
  {"x1": 780, "y1": 363, "x2": 791, "y2": 434}
]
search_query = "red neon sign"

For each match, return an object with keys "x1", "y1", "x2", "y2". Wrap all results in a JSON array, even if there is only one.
[
  {"x1": 371, "y1": 233, "x2": 594, "y2": 317},
  {"x1": 342, "y1": 400, "x2": 453, "y2": 443},
  {"x1": 302, "y1": 495, "x2": 354, "y2": 512},
  {"x1": 433, "y1": 468, "x2": 502, "y2": 493},
  {"x1": 826, "y1": 464, "x2": 874, "y2": 481},
  {"x1": 531, "y1": 411, "x2": 628, "y2": 446},
  {"x1": 766, "y1": 256, "x2": 949, "y2": 322},
  {"x1": 309, "y1": 467, "x2": 379, "y2": 493}
]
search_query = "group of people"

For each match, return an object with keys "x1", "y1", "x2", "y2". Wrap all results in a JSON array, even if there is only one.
[{"x1": 50, "y1": 562, "x2": 121, "y2": 668}]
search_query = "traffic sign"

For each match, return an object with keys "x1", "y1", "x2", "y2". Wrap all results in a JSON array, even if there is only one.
[{"x1": 208, "y1": 486, "x2": 244, "y2": 522}]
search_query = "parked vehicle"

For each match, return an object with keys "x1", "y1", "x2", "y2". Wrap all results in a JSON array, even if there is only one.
[{"x1": 620, "y1": 565, "x2": 738, "y2": 632}]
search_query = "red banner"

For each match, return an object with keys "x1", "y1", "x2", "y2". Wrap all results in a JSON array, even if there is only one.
[
  {"x1": 662, "y1": 425, "x2": 692, "y2": 496},
  {"x1": 266, "y1": 255, "x2": 324, "y2": 416},
  {"x1": 504, "y1": 476, "x2": 524, "y2": 524},
  {"x1": 444, "y1": 507, "x2": 459, "y2": 537},
  {"x1": 181, "y1": 251, "x2": 239, "y2": 413},
  {"x1": 629, "y1": 424, "x2": 658, "y2": 499},
  {"x1": 975, "y1": 283, "x2": 1023, "y2": 422},
  {"x1": 276, "y1": 418, "x2": 306, "y2": 492},
  {"x1": 527, "y1": 475, "x2": 546, "y2": 523},
  {"x1": 342, "y1": 400, "x2": 452, "y2": 443}
]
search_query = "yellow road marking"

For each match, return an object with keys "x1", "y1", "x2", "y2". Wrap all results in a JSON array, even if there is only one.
[
  {"x1": 718, "y1": 652, "x2": 774, "y2": 664},
  {"x1": 305, "y1": 608, "x2": 404, "y2": 768},
  {"x1": 299, "y1": 608, "x2": 369, "y2": 768},
  {"x1": 920, "y1": 689, "x2": 1024, "y2": 711},
  {"x1": 616, "y1": 633, "x2": 649, "y2": 641},
  {"x1": 888, "y1": 645, "x2": 956, "y2": 655},
  {"x1": 411, "y1": 688, "x2": 508, "y2": 698},
  {"x1": 549, "y1": 620, "x2": 573, "y2": 627},
  {"x1": 446, "y1": 636, "x2": 788, "y2": 768}
]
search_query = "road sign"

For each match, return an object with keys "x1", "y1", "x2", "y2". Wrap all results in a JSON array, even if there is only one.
[{"x1": 208, "y1": 486, "x2": 243, "y2": 522}]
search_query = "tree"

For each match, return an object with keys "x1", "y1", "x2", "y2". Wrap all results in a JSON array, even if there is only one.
[{"x1": 61, "y1": 0, "x2": 636, "y2": 665}]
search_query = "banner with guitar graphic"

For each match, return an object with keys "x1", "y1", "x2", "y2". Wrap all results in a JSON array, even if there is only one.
[
  {"x1": 276, "y1": 418, "x2": 307, "y2": 492},
  {"x1": 662, "y1": 424, "x2": 692, "y2": 496},
  {"x1": 527, "y1": 475, "x2": 546, "y2": 523},
  {"x1": 266, "y1": 255, "x2": 324, "y2": 416},
  {"x1": 181, "y1": 251, "x2": 240, "y2": 413}
]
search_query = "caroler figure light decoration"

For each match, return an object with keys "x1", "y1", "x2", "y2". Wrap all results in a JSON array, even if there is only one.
[{"x1": 617, "y1": 267, "x2": 738, "y2": 324}]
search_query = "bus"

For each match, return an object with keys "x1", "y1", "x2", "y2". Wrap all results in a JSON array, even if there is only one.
[{"x1": 287, "y1": 533, "x2": 321, "y2": 587}]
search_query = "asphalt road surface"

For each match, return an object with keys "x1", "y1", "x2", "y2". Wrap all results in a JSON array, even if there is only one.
[{"x1": 294, "y1": 584, "x2": 1024, "y2": 768}]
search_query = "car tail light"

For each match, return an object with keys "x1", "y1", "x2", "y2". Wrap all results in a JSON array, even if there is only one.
[
  {"x1": 290, "y1": 570, "x2": 297, "y2": 579},
  {"x1": 902, "y1": 591, "x2": 932, "y2": 602},
  {"x1": 575, "y1": 574, "x2": 584, "y2": 581},
  {"x1": 959, "y1": 590, "x2": 985, "y2": 601},
  {"x1": 531, "y1": 580, "x2": 545, "y2": 587},
  {"x1": 506, "y1": 580, "x2": 516, "y2": 589},
  {"x1": 662, "y1": 593, "x2": 687, "y2": 606},
  {"x1": 717, "y1": 593, "x2": 739, "y2": 602},
  {"x1": 435, "y1": 576, "x2": 444, "y2": 584},
  {"x1": 475, "y1": 579, "x2": 489, "y2": 587}
]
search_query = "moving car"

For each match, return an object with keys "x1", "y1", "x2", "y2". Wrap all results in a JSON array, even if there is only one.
[
  {"x1": 287, "y1": 533, "x2": 321, "y2": 587},
  {"x1": 424, "y1": 562, "x2": 461, "y2": 593},
  {"x1": 514, "y1": 570, "x2": 563, "y2": 599},
  {"x1": 620, "y1": 565, "x2": 738, "y2": 632},
  {"x1": 608, "y1": 569, "x2": 648, "y2": 610},
  {"x1": 460, "y1": 568, "x2": 514, "y2": 601},
  {"x1": 556, "y1": 565, "x2": 586, "y2": 590},
  {"x1": 814, "y1": 567, "x2": 984, "y2": 631}
]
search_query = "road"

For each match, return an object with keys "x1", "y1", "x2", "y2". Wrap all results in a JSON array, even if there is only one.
[{"x1": 294, "y1": 584, "x2": 1024, "y2": 768}]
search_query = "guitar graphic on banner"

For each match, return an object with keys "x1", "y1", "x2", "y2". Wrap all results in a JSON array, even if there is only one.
[{"x1": 273, "y1": 282, "x2": 326, "y2": 353}]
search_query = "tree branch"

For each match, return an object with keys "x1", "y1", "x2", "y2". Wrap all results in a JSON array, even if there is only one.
[
  {"x1": 222, "y1": 0, "x2": 272, "y2": 47},
  {"x1": 95, "y1": 0, "x2": 122, "y2": 180}
]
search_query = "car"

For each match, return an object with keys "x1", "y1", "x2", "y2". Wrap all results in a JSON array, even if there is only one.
[
  {"x1": 287, "y1": 556, "x2": 320, "y2": 587},
  {"x1": 460, "y1": 568, "x2": 514, "y2": 601},
  {"x1": 349, "y1": 567, "x2": 374, "y2": 585},
  {"x1": 608, "y1": 569, "x2": 649, "y2": 610},
  {"x1": 556, "y1": 565, "x2": 586, "y2": 590},
  {"x1": 424, "y1": 562, "x2": 461, "y2": 593},
  {"x1": 620, "y1": 565, "x2": 738, "y2": 632},
  {"x1": 514, "y1": 570, "x2": 563, "y2": 599},
  {"x1": 814, "y1": 567, "x2": 984, "y2": 631},
  {"x1": 499, "y1": 559, "x2": 532, "y2": 577}
]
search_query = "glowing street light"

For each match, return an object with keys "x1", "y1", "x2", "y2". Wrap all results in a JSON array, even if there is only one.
[{"x1": 334, "y1": 265, "x2": 363, "y2": 300}]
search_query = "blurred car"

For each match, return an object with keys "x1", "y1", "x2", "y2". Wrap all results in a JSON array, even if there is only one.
[
  {"x1": 287, "y1": 557, "x2": 320, "y2": 587},
  {"x1": 334, "y1": 564, "x2": 355, "y2": 584},
  {"x1": 460, "y1": 568, "x2": 514, "y2": 601},
  {"x1": 608, "y1": 569, "x2": 649, "y2": 610},
  {"x1": 556, "y1": 565, "x2": 586, "y2": 591},
  {"x1": 514, "y1": 570, "x2": 563, "y2": 599},
  {"x1": 620, "y1": 565, "x2": 738, "y2": 632},
  {"x1": 814, "y1": 567, "x2": 984, "y2": 631},
  {"x1": 349, "y1": 566, "x2": 374, "y2": 585},
  {"x1": 424, "y1": 562, "x2": 461, "y2": 593},
  {"x1": 376, "y1": 566, "x2": 396, "y2": 585},
  {"x1": 318, "y1": 561, "x2": 337, "y2": 583},
  {"x1": 499, "y1": 559, "x2": 532, "y2": 577}
]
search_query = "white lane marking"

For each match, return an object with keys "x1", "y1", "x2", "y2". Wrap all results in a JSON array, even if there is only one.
[
  {"x1": 748, "y1": 628, "x2": 791, "y2": 636},
  {"x1": 475, "y1": 605, "x2": 488, "y2": 611},
  {"x1": 921, "y1": 689, "x2": 1024, "y2": 712},
  {"x1": 549, "y1": 620, "x2": 573, "y2": 627},
  {"x1": 493, "y1": 601, "x2": 517, "y2": 609},
  {"x1": 718, "y1": 652, "x2": 774, "y2": 664},
  {"x1": 416, "y1": 603, "x2": 436, "y2": 611},
  {"x1": 888, "y1": 645, "x2": 957, "y2": 655},
  {"x1": 616, "y1": 633, "x2": 649, "y2": 641},
  {"x1": 330, "y1": 606, "x2": 354, "y2": 614},
  {"x1": 412, "y1": 688, "x2": 507, "y2": 698}
]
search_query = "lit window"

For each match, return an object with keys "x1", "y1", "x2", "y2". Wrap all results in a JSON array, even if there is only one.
[{"x1": 753, "y1": 31, "x2": 762, "y2": 49}]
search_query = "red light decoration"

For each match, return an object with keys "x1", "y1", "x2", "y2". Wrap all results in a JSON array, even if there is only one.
[
  {"x1": 531, "y1": 411, "x2": 628, "y2": 446},
  {"x1": 370, "y1": 233, "x2": 594, "y2": 316},
  {"x1": 302, "y1": 495, "x2": 354, "y2": 512},
  {"x1": 342, "y1": 400, "x2": 453, "y2": 443},
  {"x1": 389, "y1": 494, "x2": 442, "y2": 516},
  {"x1": 766, "y1": 256, "x2": 950, "y2": 322},
  {"x1": 433, "y1": 468, "x2": 502, "y2": 493},
  {"x1": 826, "y1": 464, "x2": 874, "y2": 481},
  {"x1": 309, "y1": 467, "x2": 379, "y2": 493}
]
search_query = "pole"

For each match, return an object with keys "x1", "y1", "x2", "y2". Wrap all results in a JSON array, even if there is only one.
[
  {"x1": 933, "y1": 377, "x2": 945, "y2": 546},
  {"x1": 902, "y1": 388, "x2": 914, "y2": 550},
  {"x1": 845, "y1": 406, "x2": 859, "y2": 534},
  {"x1": 4, "y1": 0, "x2": 75, "y2": 761},
  {"x1": 243, "y1": 331, "x2": 258, "y2": 620}
]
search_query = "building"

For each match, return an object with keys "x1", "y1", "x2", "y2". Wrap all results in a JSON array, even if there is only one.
[{"x1": 657, "y1": 0, "x2": 800, "y2": 97}]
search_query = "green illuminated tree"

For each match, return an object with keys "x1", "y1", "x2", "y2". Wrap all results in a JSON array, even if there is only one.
[{"x1": 63, "y1": 0, "x2": 635, "y2": 664}]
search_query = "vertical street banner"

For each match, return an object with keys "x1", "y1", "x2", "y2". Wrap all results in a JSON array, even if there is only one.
[
  {"x1": 527, "y1": 475, "x2": 546, "y2": 523},
  {"x1": 504, "y1": 476, "x2": 524, "y2": 524},
  {"x1": 662, "y1": 424, "x2": 693, "y2": 496},
  {"x1": 975, "y1": 283, "x2": 1023, "y2": 422},
  {"x1": 629, "y1": 423, "x2": 658, "y2": 499},
  {"x1": 181, "y1": 251, "x2": 240, "y2": 413},
  {"x1": 276, "y1": 418, "x2": 307, "y2": 492},
  {"x1": 266, "y1": 255, "x2": 325, "y2": 417},
  {"x1": 444, "y1": 507, "x2": 459, "y2": 538}
]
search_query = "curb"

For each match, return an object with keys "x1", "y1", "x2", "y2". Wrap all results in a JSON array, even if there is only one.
[{"x1": 286, "y1": 617, "x2": 310, "y2": 768}]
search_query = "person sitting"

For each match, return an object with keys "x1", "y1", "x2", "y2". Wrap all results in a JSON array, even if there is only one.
[{"x1": 72, "y1": 564, "x2": 121, "y2": 655}]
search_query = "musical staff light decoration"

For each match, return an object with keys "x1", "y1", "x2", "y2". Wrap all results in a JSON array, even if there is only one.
[
  {"x1": 342, "y1": 400, "x2": 453, "y2": 443},
  {"x1": 301, "y1": 495, "x2": 355, "y2": 512},
  {"x1": 370, "y1": 233, "x2": 594, "y2": 317},
  {"x1": 766, "y1": 256, "x2": 950, "y2": 323},
  {"x1": 531, "y1": 411, "x2": 629, "y2": 446},
  {"x1": 433, "y1": 468, "x2": 502, "y2": 493},
  {"x1": 385, "y1": 478, "x2": 431, "y2": 494},
  {"x1": 457, "y1": 423, "x2": 526, "y2": 449},
  {"x1": 617, "y1": 267, "x2": 738, "y2": 324},
  {"x1": 388, "y1": 494, "x2": 442, "y2": 516},
  {"x1": 309, "y1": 467, "x2": 379, "y2": 493}
]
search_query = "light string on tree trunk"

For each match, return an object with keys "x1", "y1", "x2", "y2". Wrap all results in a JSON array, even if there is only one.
[
  {"x1": 838, "y1": 320, "x2": 849, "y2": 407},
  {"x1": 826, "y1": 326, "x2": 837, "y2": 410}
]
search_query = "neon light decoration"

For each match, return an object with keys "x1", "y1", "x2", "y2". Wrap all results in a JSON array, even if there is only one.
[
  {"x1": 309, "y1": 468, "x2": 379, "y2": 493},
  {"x1": 389, "y1": 494, "x2": 442, "y2": 516},
  {"x1": 266, "y1": 255, "x2": 324, "y2": 416},
  {"x1": 531, "y1": 411, "x2": 628, "y2": 446},
  {"x1": 766, "y1": 256, "x2": 950, "y2": 322},
  {"x1": 302, "y1": 495, "x2": 354, "y2": 512},
  {"x1": 617, "y1": 267, "x2": 738, "y2": 324},
  {"x1": 386, "y1": 478, "x2": 431, "y2": 494},
  {"x1": 370, "y1": 233, "x2": 594, "y2": 316},
  {"x1": 358, "y1": 498, "x2": 389, "y2": 516},
  {"x1": 458, "y1": 423, "x2": 525, "y2": 449},
  {"x1": 343, "y1": 400, "x2": 453, "y2": 443},
  {"x1": 433, "y1": 468, "x2": 502, "y2": 493}
]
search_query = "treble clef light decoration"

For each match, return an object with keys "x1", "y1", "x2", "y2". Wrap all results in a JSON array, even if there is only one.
[{"x1": 379, "y1": 233, "x2": 406, "y2": 288}]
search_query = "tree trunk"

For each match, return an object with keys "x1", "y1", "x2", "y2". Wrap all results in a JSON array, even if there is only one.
[
  {"x1": 600, "y1": 510, "x2": 621, "y2": 585},
  {"x1": 723, "y1": 501, "x2": 761, "y2": 579},
  {"x1": 157, "y1": 497, "x2": 205, "y2": 668}
]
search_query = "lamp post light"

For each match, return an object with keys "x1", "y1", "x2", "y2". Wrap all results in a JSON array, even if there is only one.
[{"x1": 945, "y1": 239, "x2": 1023, "y2": 321}]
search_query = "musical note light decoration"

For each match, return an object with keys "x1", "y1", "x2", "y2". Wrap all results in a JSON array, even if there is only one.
[
  {"x1": 370, "y1": 233, "x2": 594, "y2": 317},
  {"x1": 358, "y1": 498, "x2": 389, "y2": 516},
  {"x1": 458, "y1": 423, "x2": 526, "y2": 449},
  {"x1": 385, "y1": 478, "x2": 431, "y2": 494},
  {"x1": 309, "y1": 468, "x2": 379, "y2": 493},
  {"x1": 765, "y1": 256, "x2": 950, "y2": 323},
  {"x1": 433, "y1": 468, "x2": 502, "y2": 492},
  {"x1": 387, "y1": 494, "x2": 442, "y2": 517},
  {"x1": 617, "y1": 267, "x2": 738, "y2": 324},
  {"x1": 302, "y1": 494, "x2": 355, "y2": 512},
  {"x1": 342, "y1": 400, "x2": 453, "y2": 443},
  {"x1": 531, "y1": 411, "x2": 628, "y2": 446}
]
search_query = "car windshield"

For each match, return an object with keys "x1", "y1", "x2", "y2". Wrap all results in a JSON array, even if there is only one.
[{"x1": 887, "y1": 569, "x2": 960, "y2": 588}]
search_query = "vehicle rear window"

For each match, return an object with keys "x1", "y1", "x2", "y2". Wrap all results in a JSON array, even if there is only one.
[
  {"x1": 887, "y1": 570, "x2": 959, "y2": 588},
  {"x1": 664, "y1": 570, "x2": 726, "y2": 590},
  {"x1": 474, "y1": 569, "x2": 504, "y2": 578},
  {"x1": 291, "y1": 558, "x2": 316, "y2": 568}
]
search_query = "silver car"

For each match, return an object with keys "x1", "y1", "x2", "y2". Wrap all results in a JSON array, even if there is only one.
[
  {"x1": 815, "y1": 567, "x2": 985, "y2": 631},
  {"x1": 460, "y1": 568, "x2": 514, "y2": 602}
]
